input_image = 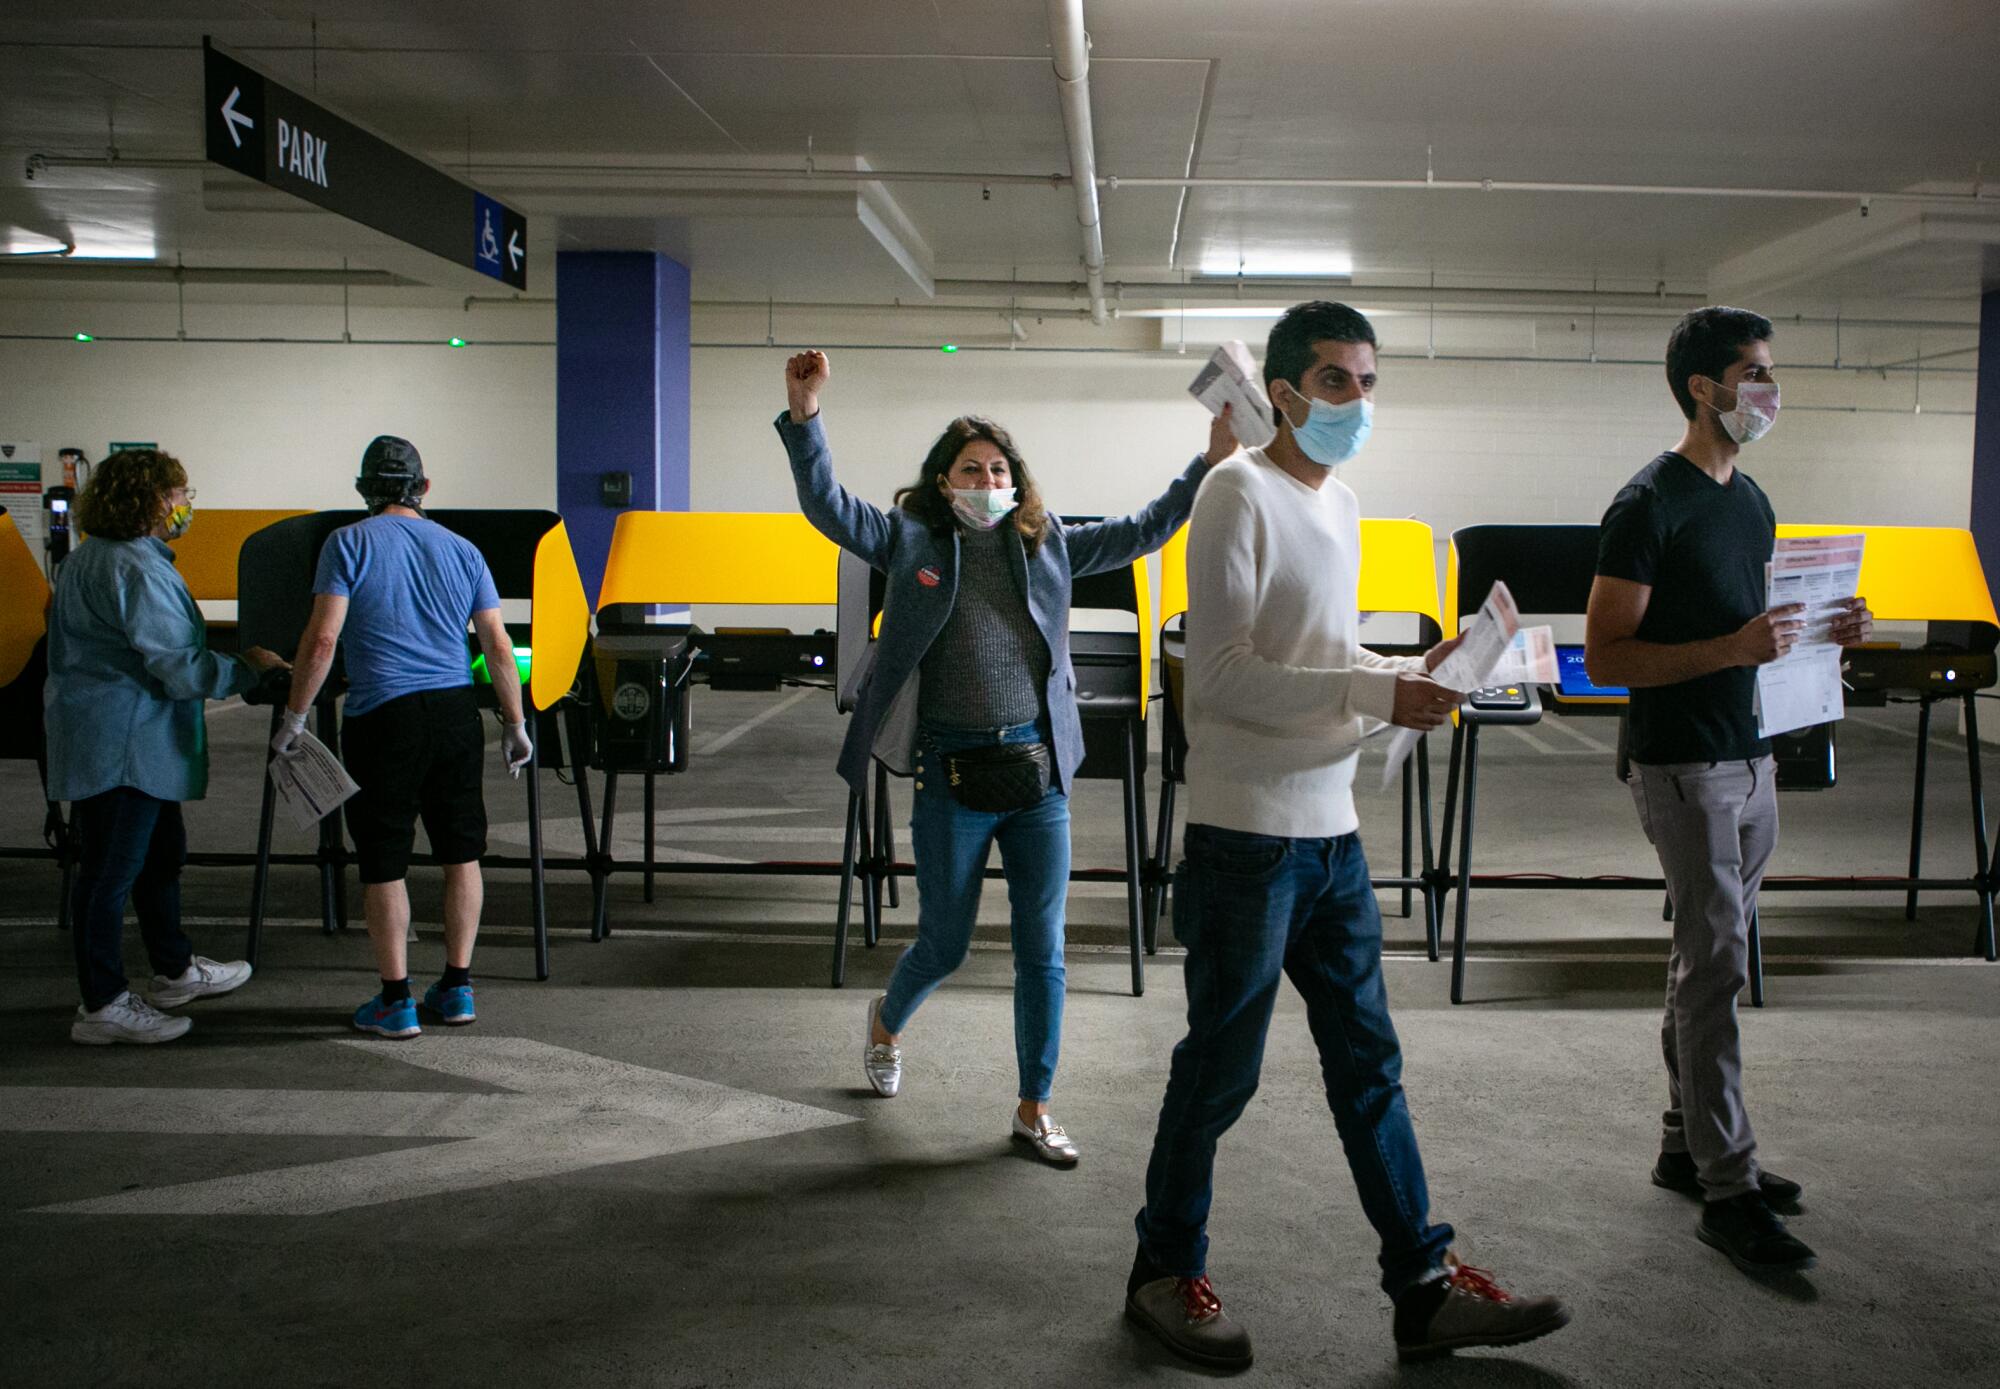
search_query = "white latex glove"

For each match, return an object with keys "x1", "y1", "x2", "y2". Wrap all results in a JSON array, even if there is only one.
[
  {"x1": 271, "y1": 708, "x2": 309, "y2": 759},
  {"x1": 501, "y1": 720, "x2": 533, "y2": 778}
]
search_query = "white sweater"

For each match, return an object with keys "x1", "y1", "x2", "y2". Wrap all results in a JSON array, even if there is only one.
[{"x1": 1183, "y1": 448, "x2": 1423, "y2": 839}]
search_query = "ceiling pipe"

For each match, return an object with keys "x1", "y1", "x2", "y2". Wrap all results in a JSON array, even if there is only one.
[
  {"x1": 931, "y1": 275, "x2": 1712, "y2": 313},
  {"x1": 26, "y1": 148, "x2": 1998, "y2": 213},
  {"x1": 1046, "y1": 0, "x2": 1109, "y2": 326},
  {"x1": 0, "y1": 261, "x2": 418, "y2": 286}
]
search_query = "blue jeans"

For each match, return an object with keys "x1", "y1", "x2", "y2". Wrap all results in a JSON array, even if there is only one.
[
  {"x1": 1136, "y1": 823, "x2": 1454, "y2": 1296},
  {"x1": 70, "y1": 787, "x2": 194, "y2": 1012},
  {"x1": 879, "y1": 721, "x2": 1071, "y2": 1102}
]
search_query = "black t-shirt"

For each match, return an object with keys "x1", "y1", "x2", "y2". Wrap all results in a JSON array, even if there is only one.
[{"x1": 1596, "y1": 452, "x2": 1775, "y2": 764}]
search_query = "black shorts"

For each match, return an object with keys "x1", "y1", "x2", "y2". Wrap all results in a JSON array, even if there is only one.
[{"x1": 341, "y1": 686, "x2": 487, "y2": 884}]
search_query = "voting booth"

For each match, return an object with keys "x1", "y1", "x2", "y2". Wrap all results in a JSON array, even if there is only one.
[
  {"x1": 1150, "y1": 518, "x2": 1446, "y2": 954},
  {"x1": 0, "y1": 514, "x2": 71, "y2": 927},
  {"x1": 236, "y1": 509, "x2": 591, "y2": 980},
  {"x1": 1068, "y1": 554, "x2": 1157, "y2": 996},
  {"x1": 1433, "y1": 522, "x2": 1999, "y2": 1006},
  {"x1": 167, "y1": 508, "x2": 311, "y2": 652},
  {"x1": 586, "y1": 511, "x2": 842, "y2": 942}
]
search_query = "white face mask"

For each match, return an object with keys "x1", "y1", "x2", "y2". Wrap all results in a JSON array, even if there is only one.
[
  {"x1": 1711, "y1": 379, "x2": 1779, "y2": 445},
  {"x1": 948, "y1": 486, "x2": 1017, "y2": 530}
]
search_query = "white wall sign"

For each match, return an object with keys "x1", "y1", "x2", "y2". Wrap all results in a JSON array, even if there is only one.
[{"x1": 0, "y1": 441, "x2": 44, "y2": 556}]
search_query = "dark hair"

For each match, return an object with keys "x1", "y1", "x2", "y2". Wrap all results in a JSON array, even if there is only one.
[
  {"x1": 1665, "y1": 306, "x2": 1774, "y2": 420},
  {"x1": 1263, "y1": 300, "x2": 1379, "y2": 393},
  {"x1": 75, "y1": 448, "x2": 186, "y2": 540},
  {"x1": 359, "y1": 477, "x2": 429, "y2": 516},
  {"x1": 894, "y1": 416, "x2": 1051, "y2": 552}
]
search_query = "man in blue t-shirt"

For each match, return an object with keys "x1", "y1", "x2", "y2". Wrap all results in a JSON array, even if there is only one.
[{"x1": 279, "y1": 436, "x2": 531, "y2": 1039}]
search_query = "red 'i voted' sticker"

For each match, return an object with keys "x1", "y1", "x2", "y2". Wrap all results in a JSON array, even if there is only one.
[{"x1": 917, "y1": 565, "x2": 942, "y2": 588}]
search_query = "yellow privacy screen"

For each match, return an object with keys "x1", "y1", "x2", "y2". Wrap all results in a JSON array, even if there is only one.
[
  {"x1": 1776, "y1": 524, "x2": 1996, "y2": 627},
  {"x1": 529, "y1": 519, "x2": 590, "y2": 711},
  {"x1": 1157, "y1": 517, "x2": 1439, "y2": 627},
  {"x1": 0, "y1": 514, "x2": 51, "y2": 687},
  {"x1": 598, "y1": 512, "x2": 839, "y2": 608}
]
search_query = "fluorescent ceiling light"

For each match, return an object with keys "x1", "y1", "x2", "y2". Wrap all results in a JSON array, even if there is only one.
[{"x1": 1197, "y1": 252, "x2": 1354, "y2": 278}]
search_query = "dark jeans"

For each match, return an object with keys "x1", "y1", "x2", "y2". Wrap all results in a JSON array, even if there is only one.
[
  {"x1": 70, "y1": 787, "x2": 193, "y2": 1011},
  {"x1": 1136, "y1": 823, "x2": 1454, "y2": 1297}
]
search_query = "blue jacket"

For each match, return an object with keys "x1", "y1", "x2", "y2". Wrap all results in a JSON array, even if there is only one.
[
  {"x1": 44, "y1": 536, "x2": 255, "y2": 803},
  {"x1": 777, "y1": 411, "x2": 1208, "y2": 794}
]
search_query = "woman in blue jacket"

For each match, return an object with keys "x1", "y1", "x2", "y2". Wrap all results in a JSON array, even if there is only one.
[
  {"x1": 777, "y1": 350, "x2": 1231, "y2": 1165},
  {"x1": 45, "y1": 449, "x2": 287, "y2": 1045}
]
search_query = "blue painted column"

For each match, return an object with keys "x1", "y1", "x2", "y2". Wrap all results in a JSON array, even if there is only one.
[
  {"x1": 1968, "y1": 289, "x2": 2000, "y2": 588},
  {"x1": 555, "y1": 251, "x2": 691, "y2": 602}
]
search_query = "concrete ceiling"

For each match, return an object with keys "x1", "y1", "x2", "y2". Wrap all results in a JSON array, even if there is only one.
[{"x1": 2, "y1": 1, "x2": 1997, "y2": 312}]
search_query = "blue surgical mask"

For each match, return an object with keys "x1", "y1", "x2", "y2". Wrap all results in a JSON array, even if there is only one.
[
  {"x1": 948, "y1": 487, "x2": 1017, "y2": 530},
  {"x1": 1276, "y1": 382, "x2": 1373, "y2": 467}
]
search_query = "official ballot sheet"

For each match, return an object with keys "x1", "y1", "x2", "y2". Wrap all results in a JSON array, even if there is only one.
[
  {"x1": 1754, "y1": 533, "x2": 1864, "y2": 738},
  {"x1": 269, "y1": 730, "x2": 361, "y2": 833},
  {"x1": 1380, "y1": 581, "x2": 1529, "y2": 787},
  {"x1": 1187, "y1": 340, "x2": 1278, "y2": 449}
]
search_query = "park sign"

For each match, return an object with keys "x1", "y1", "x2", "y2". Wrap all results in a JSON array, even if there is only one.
[{"x1": 202, "y1": 37, "x2": 527, "y2": 290}]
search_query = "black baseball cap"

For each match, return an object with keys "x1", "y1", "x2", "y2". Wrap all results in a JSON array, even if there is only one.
[{"x1": 359, "y1": 435, "x2": 424, "y2": 484}]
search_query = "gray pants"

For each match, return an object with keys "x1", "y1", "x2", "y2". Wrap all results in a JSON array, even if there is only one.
[{"x1": 1630, "y1": 757, "x2": 1778, "y2": 1201}]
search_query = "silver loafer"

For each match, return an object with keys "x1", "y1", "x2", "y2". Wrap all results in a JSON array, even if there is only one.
[
  {"x1": 1011, "y1": 1111, "x2": 1080, "y2": 1165},
  {"x1": 864, "y1": 996, "x2": 902, "y2": 1097}
]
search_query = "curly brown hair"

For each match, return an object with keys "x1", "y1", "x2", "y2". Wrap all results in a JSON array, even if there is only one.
[
  {"x1": 75, "y1": 448, "x2": 187, "y2": 541},
  {"x1": 893, "y1": 416, "x2": 1050, "y2": 553}
]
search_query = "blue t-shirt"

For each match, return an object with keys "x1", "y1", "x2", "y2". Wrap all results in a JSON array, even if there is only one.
[{"x1": 313, "y1": 514, "x2": 501, "y2": 716}]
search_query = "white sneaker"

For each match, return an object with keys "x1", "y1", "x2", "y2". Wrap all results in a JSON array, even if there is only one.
[
  {"x1": 864, "y1": 996, "x2": 902, "y2": 1098},
  {"x1": 1011, "y1": 1111, "x2": 1081, "y2": 1166},
  {"x1": 71, "y1": 992, "x2": 192, "y2": 1046},
  {"x1": 151, "y1": 956, "x2": 254, "y2": 1009}
]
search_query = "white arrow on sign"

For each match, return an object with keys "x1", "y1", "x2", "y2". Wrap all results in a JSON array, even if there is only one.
[
  {"x1": 507, "y1": 227, "x2": 524, "y2": 271},
  {"x1": 6, "y1": 1036, "x2": 856, "y2": 1216},
  {"x1": 220, "y1": 86, "x2": 255, "y2": 149}
]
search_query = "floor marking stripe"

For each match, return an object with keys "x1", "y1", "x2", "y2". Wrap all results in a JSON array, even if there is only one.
[{"x1": 694, "y1": 688, "x2": 818, "y2": 757}]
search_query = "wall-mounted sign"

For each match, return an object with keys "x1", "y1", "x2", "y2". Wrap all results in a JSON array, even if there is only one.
[
  {"x1": 0, "y1": 442, "x2": 44, "y2": 554},
  {"x1": 202, "y1": 37, "x2": 528, "y2": 290}
]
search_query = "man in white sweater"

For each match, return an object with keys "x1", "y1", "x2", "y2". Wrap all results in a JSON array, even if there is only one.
[{"x1": 1125, "y1": 303, "x2": 1572, "y2": 1370}]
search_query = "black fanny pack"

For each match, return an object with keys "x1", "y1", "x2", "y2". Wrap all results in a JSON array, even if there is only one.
[{"x1": 938, "y1": 740, "x2": 1051, "y2": 814}]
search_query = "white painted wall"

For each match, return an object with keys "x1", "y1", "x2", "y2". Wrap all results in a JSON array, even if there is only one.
[
  {"x1": 0, "y1": 292, "x2": 557, "y2": 511},
  {"x1": 1, "y1": 288, "x2": 1978, "y2": 631}
]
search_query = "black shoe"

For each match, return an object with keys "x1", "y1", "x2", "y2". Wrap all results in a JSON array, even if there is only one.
[
  {"x1": 1124, "y1": 1247, "x2": 1253, "y2": 1371},
  {"x1": 1653, "y1": 1151, "x2": 1804, "y2": 1213},
  {"x1": 1392, "y1": 1261, "x2": 1571, "y2": 1363},
  {"x1": 1698, "y1": 1193, "x2": 1817, "y2": 1274}
]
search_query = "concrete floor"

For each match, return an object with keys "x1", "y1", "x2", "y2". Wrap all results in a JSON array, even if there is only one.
[{"x1": 3, "y1": 690, "x2": 1997, "y2": 1387}]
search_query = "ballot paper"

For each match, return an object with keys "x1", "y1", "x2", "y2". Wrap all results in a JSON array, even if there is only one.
[
  {"x1": 1380, "y1": 581, "x2": 1522, "y2": 787},
  {"x1": 1489, "y1": 625, "x2": 1559, "y2": 686},
  {"x1": 1755, "y1": 533, "x2": 1863, "y2": 738},
  {"x1": 1187, "y1": 340, "x2": 1278, "y2": 449},
  {"x1": 269, "y1": 730, "x2": 360, "y2": 833}
]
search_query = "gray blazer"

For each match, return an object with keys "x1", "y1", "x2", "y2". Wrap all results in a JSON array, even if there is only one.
[{"x1": 776, "y1": 411, "x2": 1208, "y2": 794}]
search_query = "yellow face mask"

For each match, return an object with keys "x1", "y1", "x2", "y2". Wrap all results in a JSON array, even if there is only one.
[{"x1": 166, "y1": 503, "x2": 195, "y2": 540}]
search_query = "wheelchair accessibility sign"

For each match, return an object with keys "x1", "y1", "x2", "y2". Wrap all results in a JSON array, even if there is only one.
[{"x1": 473, "y1": 192, "x2": 528, "y2": 290}]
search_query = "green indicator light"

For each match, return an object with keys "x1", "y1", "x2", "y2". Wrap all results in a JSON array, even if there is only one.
[
  {"x1": 74, "y1": 332, "x2": 94, "y2": 342},
  {"x1": 470, "y1": 647, "x2": 532, "y2": 684},
  {"x1": 941, "y1": 343, "x2": 958, "y2": 353},
  {"x1": 448, "y1": 336, "x2": 468, "y2": 348}
]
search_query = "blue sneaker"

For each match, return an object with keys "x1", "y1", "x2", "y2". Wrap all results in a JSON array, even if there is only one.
[
  {"x1": 352, "y1": 993, "x2": 421, "y2": 1039},
  {"x1": 422, "y1": 982, "x2": 477, "y2": 1026}
]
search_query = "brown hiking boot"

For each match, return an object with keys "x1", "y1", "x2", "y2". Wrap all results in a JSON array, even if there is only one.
[
  {"x1": 1393, "y1": 1261, "x2": 1571, "y2": 1362},
  {"x1": 1125, "y1": 1269, "x2": 1253, "y2": 1371}
]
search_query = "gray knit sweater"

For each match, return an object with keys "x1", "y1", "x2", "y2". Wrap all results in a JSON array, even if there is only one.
[{"x1": 918, "y1": 522, "x2": 1052, "y2": 729}]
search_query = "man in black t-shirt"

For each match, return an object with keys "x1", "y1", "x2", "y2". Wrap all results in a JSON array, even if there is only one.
[{"x1": 1585, "y1": 307, "x2": 1871, "y2": 1277}]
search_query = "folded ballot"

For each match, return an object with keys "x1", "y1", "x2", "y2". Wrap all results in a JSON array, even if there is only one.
[{"x1": 1187, "y1": 340, "x2": 1278, "y2": 449}]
